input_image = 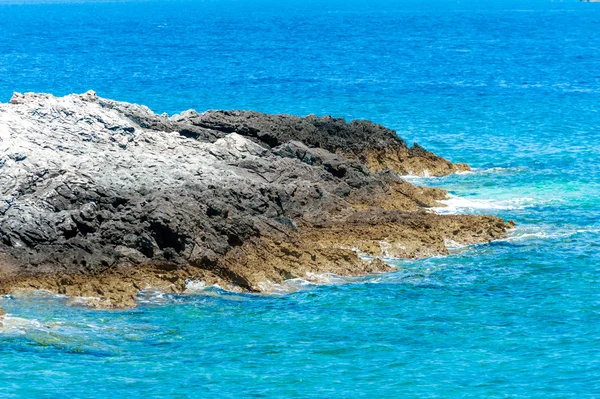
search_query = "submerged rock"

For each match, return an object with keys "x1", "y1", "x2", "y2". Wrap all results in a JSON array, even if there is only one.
[{"x1": 0, "y1": 91, "x2": 511, "y2": 307}]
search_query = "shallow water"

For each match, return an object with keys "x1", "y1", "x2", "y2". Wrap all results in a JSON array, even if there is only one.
[{"x1": 1, "y1": 0, "x2": 600, "y2": 397}]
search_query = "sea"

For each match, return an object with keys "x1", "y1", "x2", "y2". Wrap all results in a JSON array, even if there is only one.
[{"x1": 1, "y1": 0, "x2": 599, "y2": 397}]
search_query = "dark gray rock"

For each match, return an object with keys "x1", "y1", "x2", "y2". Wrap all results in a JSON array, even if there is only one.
[
  {"x1": 0, "y1": 91, "x2": 401, "y2": 278},
  {"x1": 0, "y1": 91, "x2": 500, "y2": 306}
]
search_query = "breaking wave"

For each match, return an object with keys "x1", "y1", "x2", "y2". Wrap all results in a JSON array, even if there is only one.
[{"x1": 434, "y1": 195, "x2": 547, "y2": 214}]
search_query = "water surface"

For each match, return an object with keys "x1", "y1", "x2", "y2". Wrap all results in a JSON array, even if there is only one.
[{"x1": 1, "y1": 0, "x2": 599, "y2": 397}]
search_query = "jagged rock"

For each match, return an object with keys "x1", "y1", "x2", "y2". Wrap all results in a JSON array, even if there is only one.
[{"x1": 0, "y1": 92, "x2": 511, "y2": 307}]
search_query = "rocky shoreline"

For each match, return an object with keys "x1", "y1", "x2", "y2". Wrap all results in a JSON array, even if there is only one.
[{"x1": 0, "y1": 91, "x2": 513, "y2": 308}]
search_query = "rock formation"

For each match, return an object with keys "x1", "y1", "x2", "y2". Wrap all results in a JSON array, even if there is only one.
[{"x1": 0, "y1": 91, "x2": 512, "y2": 307}]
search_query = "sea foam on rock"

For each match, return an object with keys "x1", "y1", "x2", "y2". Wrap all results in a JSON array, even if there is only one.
[{"x1": 0, "y1": 91, "x2": 512, "y2": 307}]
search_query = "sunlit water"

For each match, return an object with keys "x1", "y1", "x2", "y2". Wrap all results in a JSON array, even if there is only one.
[{"x1": 1, "y1": 0, "x2": 600, "y2": 397}]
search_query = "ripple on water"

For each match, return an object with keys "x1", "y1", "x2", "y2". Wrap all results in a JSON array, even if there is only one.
[{"x1": 2, "y1": 1, "x2": 600, "y2": 397}]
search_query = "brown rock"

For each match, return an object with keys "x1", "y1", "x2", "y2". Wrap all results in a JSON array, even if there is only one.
[{"x1": 0, "y1": 92, "x2": 514, "y2": 308}]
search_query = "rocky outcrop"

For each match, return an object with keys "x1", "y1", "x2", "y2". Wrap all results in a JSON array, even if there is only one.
[
  {"x1": 0, "y1": 91, "x2": 512, "y2": 307},
  {"x1": 171, "y1": 109, "x2": 470, "y2": 176}
]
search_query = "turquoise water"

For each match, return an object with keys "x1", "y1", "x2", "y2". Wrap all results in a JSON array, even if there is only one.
[{"x1": 1, "y1": 0, "x2": 600, "y2": 397}]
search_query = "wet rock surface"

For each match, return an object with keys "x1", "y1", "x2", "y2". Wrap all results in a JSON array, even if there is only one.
[{"x1": 0, "y1": 91, "x2": 511, "y2": 307}]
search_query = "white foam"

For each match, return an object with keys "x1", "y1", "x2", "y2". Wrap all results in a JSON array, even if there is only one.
[
  {"x1": 0, "y1": 316, "x2": 47, "y2": 334},
  {"x1": 502, "y1": 226, "x2": 600, "y2": 243},
  {"x1": 444, "y1": 238, "x2": 468, "y2": 250},
  {"x1": 401, "y1": 165, "x2": 530, "y2": 180},
  {"x1": 184, "y1": 280, "x2": 208, "y2": 293},
  {"x1": 256, "y1": 278, "x2": 314, "y2": 294},
  {"x1": 183, "y1": 280, "x2": 236, "y2": 295},
  {"x1": 65, "y1": 296, "x2": 101, "y2": 307},
  {"x1": 400, "y1": 169, "x2": 475, "y2": 183},
  {"x1": 305, "y1": 272, "x2": 357, "y2": 285},
  {"x1": 400, "y1": 173, "x2": 437, "y2": 182},
  {"x1": 252, "y1": 272, "x2": 368, "y2": 295},
  {"x1": 434, "y1": 195, "x2": 539, "y2": 214},
  {"x1": 471, "y1": 166, "x2": 530, "y2": 175}
]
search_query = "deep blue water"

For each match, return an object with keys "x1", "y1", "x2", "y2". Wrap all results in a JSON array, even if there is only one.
[{"x1": 1, "y1": 0, "x2": 600, "y2": 397}]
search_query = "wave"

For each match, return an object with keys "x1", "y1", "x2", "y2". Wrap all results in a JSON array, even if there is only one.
[
  {"x1": 255, "y1": 278, "x2": 315, "y2": 294},
  {"x1": 184, "y1": 280, "x2": 212, "y2": 293},
  {"x1": 470, "y1": 166, "x2": 531, "y2": 175},
  {"x1": 183, "y1": 273, "x2": 365, "y2": 298},
  {"x1": 401, "y1": 166, "x2": 529, "y2": 182},
  {"x1": 433, "y1": 195, "x2": 540, "y2": 214},
  {"x1": 444, "y1": 238, "x2": 469, "y2": 250},
  {"x1": 258, "y1": 273, "x2": 368, "y2": 294},
  {"x1": 400, "y1": 169, "x2": 474, "y2": 182},
  {"x1": 0, "y1": 315, "x2": 49, "y2": 335},
  {"x1": 502, "y1": 225, "x2": 600, "y2": 243},
  {"x1": 8, "y1": 225, "x2": 598, "y2": 310}
]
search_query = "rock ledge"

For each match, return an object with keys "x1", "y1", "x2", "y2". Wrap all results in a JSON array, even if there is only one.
[{"x1": 0, "y1": 91, "x2": 511, "y2": 307}]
